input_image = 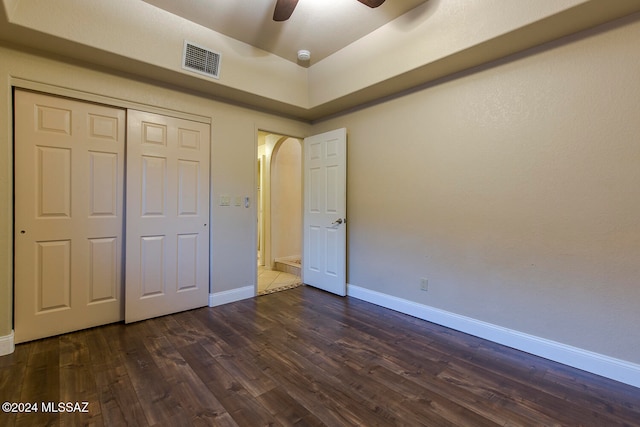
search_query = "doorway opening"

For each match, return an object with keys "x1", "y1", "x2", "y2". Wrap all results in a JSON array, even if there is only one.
[{"x1": 257, "y1": 131, "x2": 303, "y2": 295}]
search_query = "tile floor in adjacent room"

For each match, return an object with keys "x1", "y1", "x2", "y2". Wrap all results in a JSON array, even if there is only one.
[{"x1": 257, "y1": 265, "x2": 301, "y2": 295}]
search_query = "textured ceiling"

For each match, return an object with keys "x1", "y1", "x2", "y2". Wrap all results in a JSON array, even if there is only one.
[{"x1": 142, "y1": 0, "x2": 427, "y2": 65}]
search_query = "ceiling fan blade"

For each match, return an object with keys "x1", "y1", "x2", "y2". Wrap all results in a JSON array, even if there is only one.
[
  {"x1": 357, "y1": 0, "x2": 386, "y2": 8},
  {"x1": 273, "y1": 0, "x2": 299, "y2": 21}
]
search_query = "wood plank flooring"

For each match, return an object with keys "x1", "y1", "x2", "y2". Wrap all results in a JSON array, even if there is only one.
[{"x1": 1, "y1": 285, "x2": 639, "y2": 426}]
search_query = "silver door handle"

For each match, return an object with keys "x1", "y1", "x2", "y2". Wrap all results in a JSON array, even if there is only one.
[{"x1": 332, "y1": 218, "x2": 343, "y2": 225}]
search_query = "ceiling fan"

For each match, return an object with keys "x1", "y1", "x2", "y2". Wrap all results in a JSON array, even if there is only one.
[{"x1": 273, "y1": 0, "x2": 386, "y2": 22}]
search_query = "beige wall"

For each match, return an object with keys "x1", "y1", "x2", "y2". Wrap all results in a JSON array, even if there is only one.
[
  {"x1": 1, "y1": 0, "x2": 309, "y2": 110},
  {"x1": 312, "y1": 15, "x2": 640, "y2": 364},
  {"x1": 1, "y1": 6, "x2": 639, "y2": 372},
  {"x1": 258, "y1": 134, "x2": 303, "y2": 269},
  {"x1": 7, "y1": 0, "x2": 640, "y2": 122},
  {"x1": 271, "y1": 138, "x2": 302, "y2": 261},
  {"x1": 0, "y1": 43, "x2": 310, "y2": 340}
]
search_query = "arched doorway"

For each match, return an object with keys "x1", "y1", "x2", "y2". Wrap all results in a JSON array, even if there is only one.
[{"x1": 257, "y1": 131, "x2": 302, "y2": 294}]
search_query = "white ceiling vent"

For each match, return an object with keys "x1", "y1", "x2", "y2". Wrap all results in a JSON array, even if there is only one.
[{"x1": 182, "y1": 41, "x2": 221, "y2": 79}]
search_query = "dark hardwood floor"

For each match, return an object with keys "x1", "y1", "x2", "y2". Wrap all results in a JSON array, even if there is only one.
[{"x1": 1, "y1": 285, "x2": 639, "y2": 426}]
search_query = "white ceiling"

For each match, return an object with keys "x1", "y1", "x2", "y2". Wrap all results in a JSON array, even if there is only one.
[{"x1": 142, "y1": 0, "x2": 427, "y2": 65}]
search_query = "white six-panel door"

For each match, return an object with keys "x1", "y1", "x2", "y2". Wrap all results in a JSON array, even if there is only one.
[
  {"x1": 125, "y1": 110, "x2": 210, "y2": 323},
  {"x1": 14, "y1": 90, "x2": 126, "y2": 343},
  {"x1": 303, "y1": 128, "x2": 347, "y2": 296}
]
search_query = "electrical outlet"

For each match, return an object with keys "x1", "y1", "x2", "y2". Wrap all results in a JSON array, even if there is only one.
[{"x1": 420, "y1": 278, "x2": 428, "y2": 291}]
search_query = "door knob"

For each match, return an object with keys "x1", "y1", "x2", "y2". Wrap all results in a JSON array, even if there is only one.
[{"x1": 332, "y1": 218, "x2": 343, "y2": 225}]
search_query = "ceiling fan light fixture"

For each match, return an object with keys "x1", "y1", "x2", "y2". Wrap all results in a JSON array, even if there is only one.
[
  {"x1": 357, "y1": 0, "x2": 386, "y2": 7},
  {"x1": 273, "y1": 0, "x2": 299, "y2": 21},
  {"x1": 297, "y1": 49, "x2": 311, "y2": 61},
  {"x1": 274, "y1": 0, "x2": 386, "y2": 21}
]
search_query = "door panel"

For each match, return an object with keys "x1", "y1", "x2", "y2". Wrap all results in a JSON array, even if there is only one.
[
  {"x1": 303, "y1": 128, "x2": 347, "y2": 296},
  {"x1": 177, "y1": 233, "x2": 199, "y2": 290},
  {"x1": 178, "y1": 160, "x2": 199, "y2": 215},
  {"x1": 38, "y1": 146, "x2": 72, "y2": 217},
  {"x1": 141, "y1": 155, "x2": 167, "y2": 215},
  {"x1": 125, "y1": 110, "x2": 210, "y2": 323},
  {"x1": 14, "y1": 90, "x2": 125, "y2": 343},
  {"x1": 37, "y1": 240, "x2": 71, "y2": 311},
  {"x1": 88, "y1": 237, "x2": 118, "y2": 303},
  {"x1": 140, "y1": 235, "x2": 165, "y2": 297}
]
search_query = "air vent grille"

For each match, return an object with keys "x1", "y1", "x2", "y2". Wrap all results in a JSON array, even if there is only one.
[{"x1": 182, "y1": 41, "x2": 221, "y2": 79}]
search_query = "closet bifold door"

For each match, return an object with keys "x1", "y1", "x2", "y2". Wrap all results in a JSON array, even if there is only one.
[
  {"x1": 14, "y1": 90, "x2": 125, "y2": 343},
  {"x1": 125, "y1": 110, "x2": 210, "y2": 323}
]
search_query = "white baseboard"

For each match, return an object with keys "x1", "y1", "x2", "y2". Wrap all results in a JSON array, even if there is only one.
[
  {"x1": 347, "y1": 284, "x2": 640, "y2": 389},
  {"x1": 0, "y1": 331, "x2": 14, "y2": 356},
  {"x1": 209, "y1": 286, "x2": 255, "y2": 307}
]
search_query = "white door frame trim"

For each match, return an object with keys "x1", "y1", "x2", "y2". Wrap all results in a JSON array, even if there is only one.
[{"x1": 11, "y1": 78, "x2": 211, "y2": 125}]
